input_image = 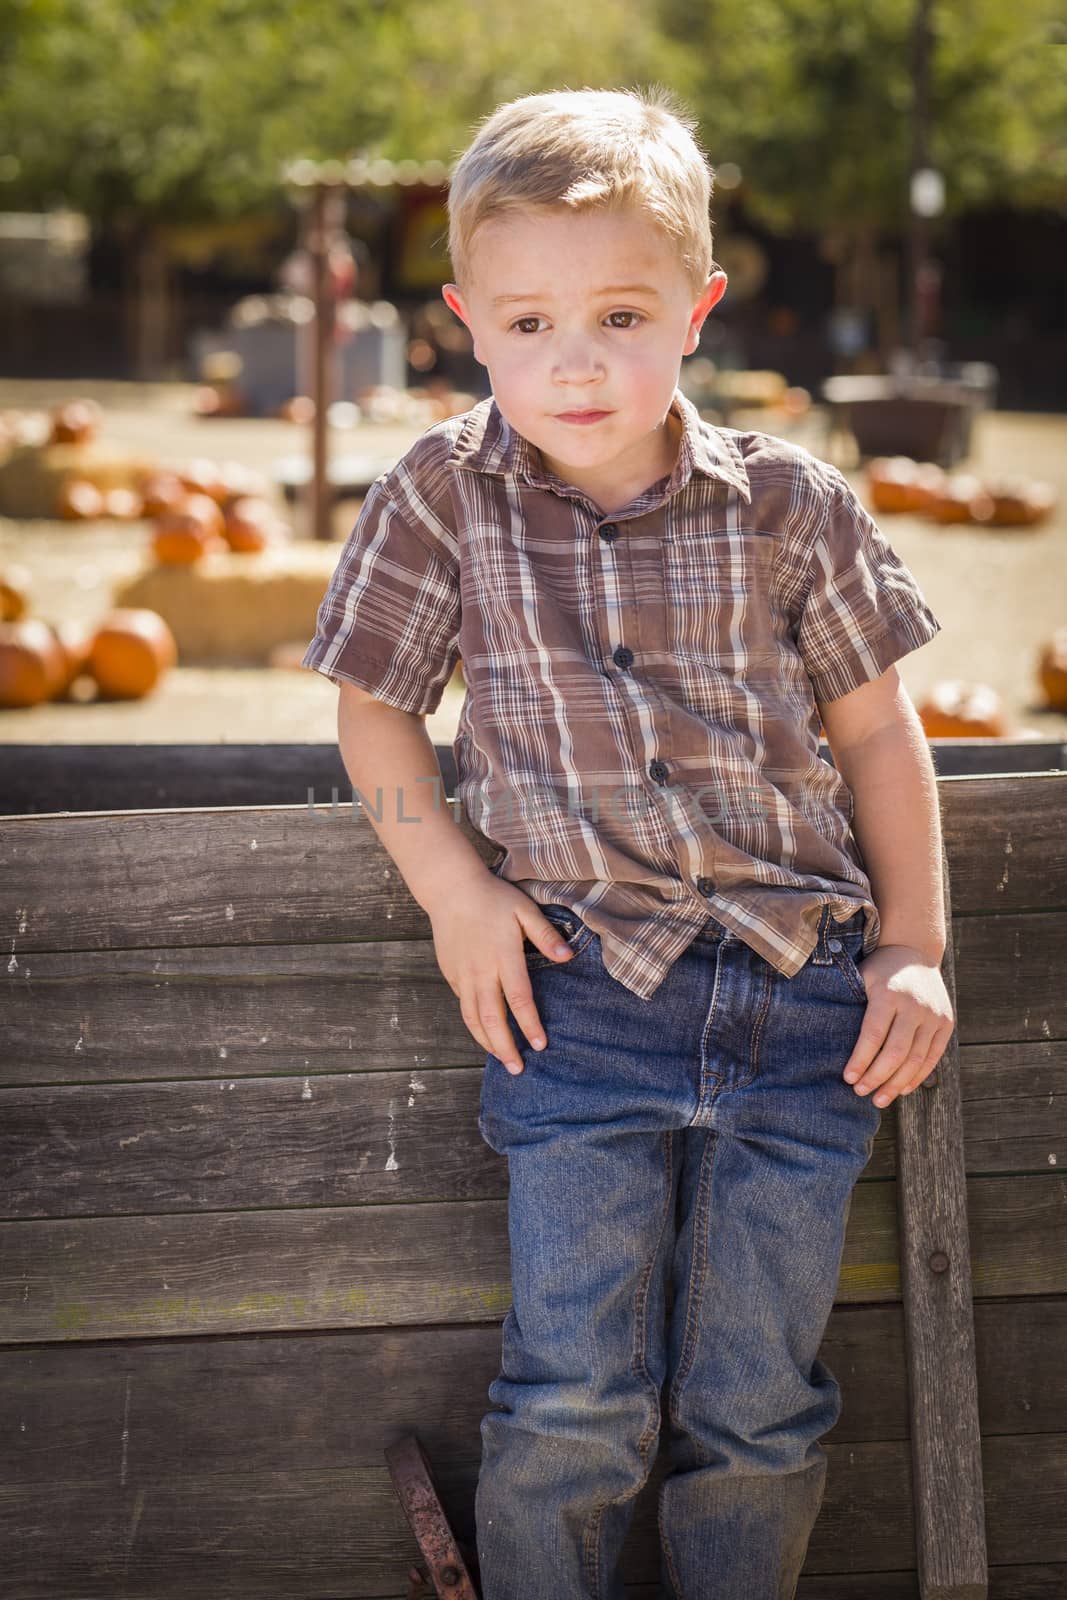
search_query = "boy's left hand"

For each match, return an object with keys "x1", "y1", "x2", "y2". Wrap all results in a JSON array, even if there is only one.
[{"x1": 842, "y1": 944, "x2": 956, "y2": 1108}]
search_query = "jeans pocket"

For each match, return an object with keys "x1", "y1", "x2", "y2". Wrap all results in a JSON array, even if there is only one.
[
  {"x1": 522, "y1": 902, "x2": 595, "y2": 971},
  {"x1": 830, "y1": 935, "x2": 869, "y2": 1003}
]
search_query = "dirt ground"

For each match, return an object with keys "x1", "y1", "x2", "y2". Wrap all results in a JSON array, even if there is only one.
[{"x1": 1, "y1": 377, "x2": 1065, "y2": 748}]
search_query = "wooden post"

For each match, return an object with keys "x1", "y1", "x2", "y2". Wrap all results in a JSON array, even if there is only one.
[
  {"x1": 305, "y1": 183, "x2": 334, "y2": 542},
  {"x1": 897, "y1": 843, "x2": 988, "y2": 1598}
]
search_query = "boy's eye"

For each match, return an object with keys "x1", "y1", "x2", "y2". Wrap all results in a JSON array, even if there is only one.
[
  {"x1": 510, "y1": 317, "x2": 544, "y2": 334},
  {"x1": 605, "y1": 310, "x2": 644, "y2": 328}
]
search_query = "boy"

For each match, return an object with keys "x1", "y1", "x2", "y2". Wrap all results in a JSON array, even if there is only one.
[{"x1": 302, "y1": 86, "x2": 955, "y2": 1600}]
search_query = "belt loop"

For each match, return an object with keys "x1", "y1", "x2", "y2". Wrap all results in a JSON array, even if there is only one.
[{"x1": 811, "y1": 903, "x2": 834, "y2": 965}]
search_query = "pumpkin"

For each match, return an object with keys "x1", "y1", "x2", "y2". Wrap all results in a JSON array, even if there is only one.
[
  {"x1": 1036, "y1": 628, "x2": 1067, "y2": 712},
  {"x1": 56, "y1": 478, "x2": 105, "y2": 520},
  {"x1": 50, "y1": 399, "x2": 102, "y2": 446},
  {"x1": 0, "y1": 618, "x2": 68, "y2": 707},
  {"x1": 152, "y1": 519, "x2": 228, "y2": 565},
  {"x1": 984, "y1": 477, "x2": 1056, "y2": 528},
  {"x1": 928, "y1": 475, "x2": 995, "y2": 525},
  {"x1": 917, "y1": 680, "x2": 1008, "y2": 738},
  {"x1": 177, "y1": 458, "x2": 228, "y2": 504},
  {"x1": 104, "y1": 486, "x2": 144, "y2": 521},
  {"x1": 0, "y1": 564, "x2": 32, "y2": 622},
  {"x1": 223, "y1": 496, "x2": 286, "y2": 552},
  {"x1": 137, "y1": 470, "x2": 188, "y2": 517},
  {"x1": 47, "y1": 618, "x2": 96, "y2": 698},
  {"x1": 155, "y1": 491, "x2": 226, "y2": 542},
  {"x1": 866, "y1": 457, "x2": 921, "y2": 513},
  {"x1": 88, "y1": 608, "x2": 178, "y2": 699}
]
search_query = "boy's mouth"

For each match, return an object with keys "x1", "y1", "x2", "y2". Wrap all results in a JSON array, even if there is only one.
[{"x1": 556, "y1": 409, "x2": 612, "y2": 424}]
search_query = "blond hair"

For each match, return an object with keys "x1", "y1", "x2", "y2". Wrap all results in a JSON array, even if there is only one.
[{"x1": 447, "y1": 86, "x2": 716, "y2": 297}]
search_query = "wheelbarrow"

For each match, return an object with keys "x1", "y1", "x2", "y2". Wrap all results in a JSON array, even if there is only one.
[{"x1": 385, "y1": 1434, "x2": 482, "y2": 1599}]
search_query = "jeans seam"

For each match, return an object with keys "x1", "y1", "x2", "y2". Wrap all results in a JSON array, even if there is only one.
[
  {"x1": 631, "y1": 1129, "x2": 675, "y2": 1468},
  {"x1": 697, "y1": 942, "x2": 729, "y2": 1113},
  {"x1": 667, "y1": 1128, "x2": 717, "y2": 1427}
]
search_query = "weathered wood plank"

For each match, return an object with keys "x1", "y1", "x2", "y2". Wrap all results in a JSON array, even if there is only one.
[
  {"x1": 2, "y1": 915, "x2": 1064, "y2": 1090},
  {"x1": 0, "y1": 1373, "x2": 1063, "y2": 1593},
  {"x1": 1, "y1": 775, "x2": 1064, "y2": 955},
  {"x1": 897, "y1": 851, "x2": 986, "y2": 1599},
  {"x1": 2, "y1": 1176, "x2": 1065, "y2": 1345},
  {"x1": 1, "y1": 1316, "x2": 1064, "y2": 1595},
  {"x1": 3, "y1": 1048, "x2": 1065, "y2": 1218},
  {"x1": 2, "y1": 739, "x2": 1061, "y2": 817}
]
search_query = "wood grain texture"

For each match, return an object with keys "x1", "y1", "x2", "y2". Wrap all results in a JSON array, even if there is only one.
[{"x1": 1, "y1": 774, "x2": 1064, "y2": 955}]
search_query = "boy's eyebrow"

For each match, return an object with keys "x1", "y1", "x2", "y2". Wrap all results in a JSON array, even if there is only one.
[{"x1": 490, "y1": 283, "x2": 663, "y2": 305}]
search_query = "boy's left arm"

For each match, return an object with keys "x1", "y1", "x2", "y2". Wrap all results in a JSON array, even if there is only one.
[{"x1": 818, "y1": 664, "x2": 957, "y2": 1109}]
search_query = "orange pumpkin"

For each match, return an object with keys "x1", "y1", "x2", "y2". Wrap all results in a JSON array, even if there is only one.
[
  {"x1": 222, "y1": 496, "x2": 286, "y2": 552},
  {"x1": 917, "y1": 680, "x2": 1008, "y2": 738},
  {"x1": 56, "y1": 478, "x2": 105, "y2": 520},
  {"x1": 50, "y1": 398, "x2": 102, "y2": 445},
  {"x1": 104, "y1": 487, "x2": 144, "y2": 521},
  {"x1": 927, "y1": 475, "x2": 995, "y2": 525},
  {"x1": 866, "y1": 457, "x2": 921, "y2": 513},
  {"x1": 138, "y1": 470, "x2": 188, "y2": 517},
  {"x1": 984, "y1": 477, "x2": 1056, "y2": 528},
  {"x1": 0, "y1": 564, "x2": 31, "y2": 622},
  {"x1": 0, "y1": 618, "x2": 68, "y2": 707},
  {"x1": 88, "y1": 608, "x2": 178, "y2": 699},
  {"x1": 47, "y1": 618, "x2": 96, "y2": 698},
  {"x1": 177, "y1": 458, "x2": 228, "y2": 504},
  {"x1": 1036, "y1": 628, "x2": 1067, "y2": 712},
  {"x1": 152, "y1": 521, "x2": 228, "y2": 565}
]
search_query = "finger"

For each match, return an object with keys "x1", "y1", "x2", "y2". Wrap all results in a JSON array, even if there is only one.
[
  {"x1": 868, "y1": 1024, "x2": 946, "y2": 1106},
  {"x1": 500, "y1": 969, "x2": 547, "y2": 1051},
  {"x1": 475, "y1": 981, "x2": 525, "y2": 1075},
  {"x1": 525, "y1": 915, "x2": 575, "y2": 963},
  {"x1": 842, "y1": 1006, "x2": 894, "y2": 1084},
  {"x1": 458, "y1": 989, "x2": 494, "y2": 1060},
  {"x1": 850, "y1": 1013, "x2": 924, "y2": 1101}
]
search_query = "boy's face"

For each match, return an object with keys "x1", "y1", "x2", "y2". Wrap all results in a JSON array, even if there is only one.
[{"x1": 442, "y1": 205, "x2": 726, "y2": 511}]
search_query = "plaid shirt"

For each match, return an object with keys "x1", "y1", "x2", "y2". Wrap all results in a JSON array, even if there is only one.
[{"x1": 302, "y1": 387, "x2": 942, "y2": 1000}]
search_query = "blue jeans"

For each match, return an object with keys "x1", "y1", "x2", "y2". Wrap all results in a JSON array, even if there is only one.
[{"x1": 476, "y1": 901, "x2": 880, "y2": 1600}]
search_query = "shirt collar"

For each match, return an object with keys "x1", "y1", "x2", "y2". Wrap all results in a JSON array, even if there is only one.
[{"x1": 448, "y1": 386, "x2": 752, "y2": 506}]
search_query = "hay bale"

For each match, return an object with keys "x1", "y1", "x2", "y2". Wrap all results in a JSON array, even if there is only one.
[
  {"x1": 0, "y1": 442, "x2": 157, "y2": 518},
  {"x1": 112, "y1": 541, "x2": 341, "y2": 664}
]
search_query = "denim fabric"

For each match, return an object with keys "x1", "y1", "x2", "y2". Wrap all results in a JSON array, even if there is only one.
[{"x1": 476, "y1": 902, "x2": 880, "y2": 1600}]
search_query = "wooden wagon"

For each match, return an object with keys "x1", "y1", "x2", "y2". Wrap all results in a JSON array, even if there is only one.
[{"x1": 2, "y1": 737, "x2": 1064, "y2": 1598}]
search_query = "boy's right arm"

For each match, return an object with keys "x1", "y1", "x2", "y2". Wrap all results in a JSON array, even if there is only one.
[{"x1": 336, "y1": 680, "x2": 573, "y2": 1073}]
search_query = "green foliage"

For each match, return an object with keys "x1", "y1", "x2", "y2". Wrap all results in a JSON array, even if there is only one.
[
  {"x1": 0, "y1": 0, "x2": 1062, "y2": 231},
  {"x1": 666, "y1": 0, "x2": 1067, "y2": 232}
]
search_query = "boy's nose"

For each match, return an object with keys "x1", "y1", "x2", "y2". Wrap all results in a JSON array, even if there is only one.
[{"x1": 552, "y1": 338, "x2": 605, "y2": 384}]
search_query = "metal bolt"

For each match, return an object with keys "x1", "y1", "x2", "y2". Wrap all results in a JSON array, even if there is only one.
[
  {"x1": 929, "y1": 1251, "x2": 950, "y2": 1273},
  {"x1": 440, "y1": 1567, "x2": 460, "y2": 1587}
]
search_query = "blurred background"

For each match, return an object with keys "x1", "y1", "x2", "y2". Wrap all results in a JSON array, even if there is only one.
[{"x1": 1, "y1": 0, "x2": 1065, "y2": 751}]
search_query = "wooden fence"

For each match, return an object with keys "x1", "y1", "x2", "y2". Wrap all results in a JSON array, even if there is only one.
[{"x1": 1, "y1": 740, "x2": 1064, "y2": 1597}]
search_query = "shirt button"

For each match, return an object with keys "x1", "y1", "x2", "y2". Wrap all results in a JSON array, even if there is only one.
[
  {"x1": 613, "y1": 645, "x2": 634, "y2": 669},
  {"x1": 599, "y1": 522, "x2": 618, "y2": 542},
  {"x1": 649, "y1": 759, "x2": 669, "y2": 783},
  {"x1": 828, "y1": 939, "x2": 842, "y2": 952},
  {"x1": 697, "y1": 876, "x2": 714, "y2": 896}
]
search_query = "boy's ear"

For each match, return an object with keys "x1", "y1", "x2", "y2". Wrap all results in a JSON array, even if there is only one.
[
  {"x1": 442, "y1": 283, "x2": 485, "y2": 366},
  {"x1": 684, "y1": 270, "x2": 728, "y2": 356}
]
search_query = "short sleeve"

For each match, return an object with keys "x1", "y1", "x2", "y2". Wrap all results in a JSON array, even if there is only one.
[
  {"x1": 796, "y1": 466, "x2": 942, "y2": 703},
  {"x1": 300, "y1": 479, "x2": 461, "y2": 715}
]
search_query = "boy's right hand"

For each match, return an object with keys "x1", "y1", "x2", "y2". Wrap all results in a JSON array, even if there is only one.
[{"x1": 425, "y1": 878, "x2": 576, "y2": 1075}]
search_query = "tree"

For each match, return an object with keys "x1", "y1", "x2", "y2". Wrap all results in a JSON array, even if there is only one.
[{"x1": 659, "y1": 0, "x2": 1067, "y2": 361}]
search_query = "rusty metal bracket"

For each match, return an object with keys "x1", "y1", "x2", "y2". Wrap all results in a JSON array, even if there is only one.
[{"x1": 385, "y1": 1433, "x2": 481, "y2": 1599}]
